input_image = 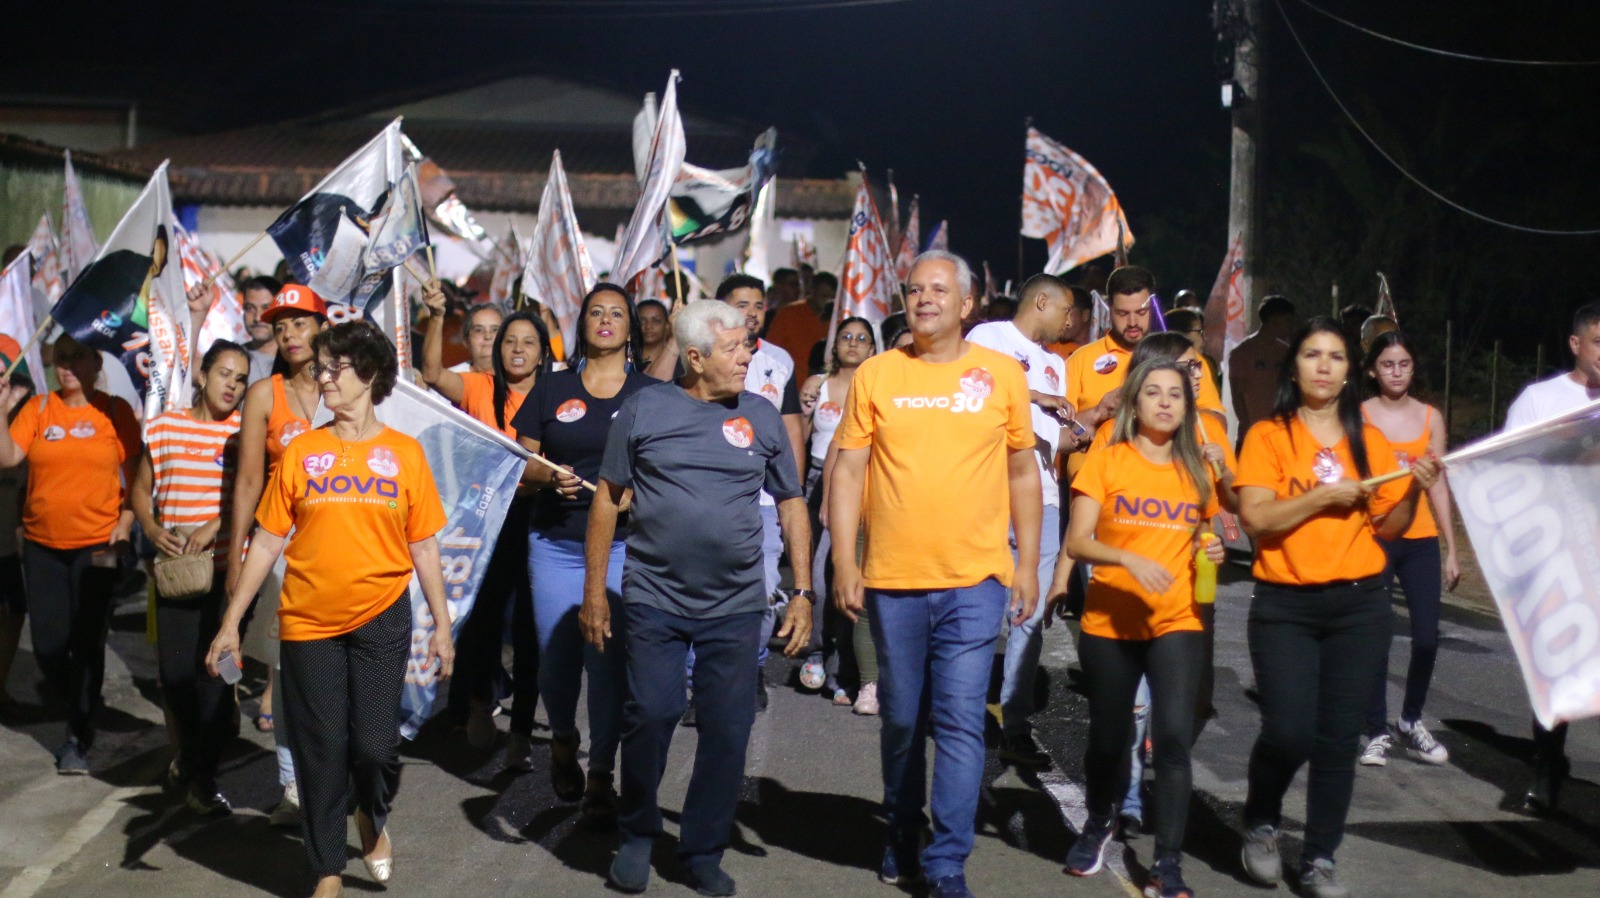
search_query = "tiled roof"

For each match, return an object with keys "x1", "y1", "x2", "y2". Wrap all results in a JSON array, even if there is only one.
[
  {"x1": 0, "y1": 132, "x2": 148, "y2": 181},
  {"x1": 109, "y1": 121, "x2": 853, "y2": 218}
]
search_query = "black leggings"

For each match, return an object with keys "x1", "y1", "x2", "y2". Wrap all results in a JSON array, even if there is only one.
[
  {"x1": 156, "y1": 584, "x2": 231, "y2": 784},
  {"x1": 280, "y1": 594, "x2": 411, "y2": 879},
  {"x1": 1245, "y1": 578, "x2": 1391, "y2": 862},
  {"x1": 1365, "y1": 537, "x2": 1441, "y2": 734},
  {"x1": 1078, "y1": 630, "x2": 1204, "y2": 856},
  {"x1": 22, "y1": 540, "x2": 117, "y2": 749}
]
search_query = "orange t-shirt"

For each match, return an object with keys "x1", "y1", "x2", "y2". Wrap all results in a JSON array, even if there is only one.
[
  {"x1": 265, "y1": 374, "x2": 314, "y2": 470},
  {"x1": 9, "y1": 392, "x2": 140, "y2": 549},
  {"x1": 1047, "y1": 341, "x2": 1080, "y2": 366},
  {"x1": 1235, "y1": 416, "x2": 1409, "y2": 585},
  {"x1": 1066, "y1": 335, "x2": 1224, "y2": 418},
  {"x1": 256, "y1": 427, "x2": 447, "y2": 641},
  {"x1": 1086, "y1": 411, "x2": 1237, "y2": 472},
  {"x1": 765, "y1": 303, "x2": 830, "y2": 378},
  {"x1": 835, "y1": 343, "x2": 1034, "y2": 589},
  {"x1": 459, "y1": 371, "x2": 528, "y2": 439},
  {"x1": 1073, "y1": 440, "x2": 1220, "y2": 640},
  {"x1": 1363, "y1": 406, "x2": 1439, "y2": 540}
]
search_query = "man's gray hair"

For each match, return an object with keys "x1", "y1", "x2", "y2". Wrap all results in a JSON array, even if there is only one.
[
  {"x1": 910, "y1": 250, "x2": 975, "y2": 298},
  {"x1": 674, "y1": 300, "x2": 746, "y2": 356}
]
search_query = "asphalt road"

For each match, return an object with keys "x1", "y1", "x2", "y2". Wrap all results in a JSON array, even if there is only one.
[{"x1": 0, "y1": 564, "x2": 1596, "y2": 898}]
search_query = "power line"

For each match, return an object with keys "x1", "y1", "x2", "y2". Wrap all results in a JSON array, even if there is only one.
[
  {"x1": 1274, "y1": 0, "x2": 1600, "y2": 236},
  {"x1": 1294, "y1": 0, "x2": 1600, "y2": 66}
]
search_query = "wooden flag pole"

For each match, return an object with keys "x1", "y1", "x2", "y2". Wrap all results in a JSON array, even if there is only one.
[
  {"x1": 425, "y1": 243, "x2": 438, "y2": 284},
  {"x1": 669, "y1": 244, "x2": 684, "y2": 310},
  {"x1": 1360, "y1": 468, "x2": 1413, "y2": 489},
  {"x1": 4, "y1": 316, "x2": 54, "y2": 379},
  {"x1": 201, "y1": 232, "x2": 268, "y2": 290},
  {"x1": 525, "y1": 451, "x2": 597, "y2": 492}
]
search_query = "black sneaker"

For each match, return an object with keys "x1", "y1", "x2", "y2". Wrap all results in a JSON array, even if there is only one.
[
  {"x1": 184, "y1": 780, "x2": 233, "y2": 817},
  {"x1": 878, "y1": 832, "x2": 922, "y2": 885},
  {"x1": 755, "y1": 665, "x2": 769, "y2": 713},
  {"x1": 1143, "y1": 853, "x2": 1193, "y2": 898},
  {"x1": 1065, "y1": 813, "x2": 1117, "y2": 876},
  {"x1": 998, "y1": 733, "x2": 1051, "y2": 768},
  {"x1": 930, "y1": 873, "x2": 975, "y2": 898},
  {"x1": 55, "y1": 739, "x2": 88, "y2": 776}
]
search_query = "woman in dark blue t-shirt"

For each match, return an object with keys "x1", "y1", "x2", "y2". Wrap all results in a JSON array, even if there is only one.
[{"x1": 511, "y1": 283, "x2": 655, "y2": 825}]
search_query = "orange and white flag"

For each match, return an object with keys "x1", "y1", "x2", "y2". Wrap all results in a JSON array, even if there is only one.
[
  {"x1": 1209, "y1": 233, "x2": 1248, "y2": 359},
  {"x1": 61, "y1": 150, "x2": 100, "y2": 284},
  {"x1": 894, "y1": 195, "x2": 919, "y2": 283},
  {"x1": 175, "y1": 225, "x2": 248, "y2": 369},
  {"x1": 24, "y1": 212, "x2": 63, "y2": 321},
  {"x1": 523, "y1": 150, "x2": 597, "y2": 352},
  {"x1": 837, "y1": 177, "x2": 895, "y2": 332},
  {"x1": 1020, "y1": 127, "x2": 1130, "y2": 275}
]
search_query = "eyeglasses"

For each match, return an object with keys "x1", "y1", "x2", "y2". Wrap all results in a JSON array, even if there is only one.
[
  {"x1": 1180, "y1": 359, "x2": 1203, "y2": 375},
  {"x1": 311, "y1": 359, "x2": 354, "y2": 381},
  {"x1": 838, "y1": 333, "x2": 872, "y2": 344}
]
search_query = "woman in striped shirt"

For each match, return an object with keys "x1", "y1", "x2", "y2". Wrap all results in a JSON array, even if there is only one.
[{"x1": 131, "y1": 340, "x2": 251, "y2": 814}]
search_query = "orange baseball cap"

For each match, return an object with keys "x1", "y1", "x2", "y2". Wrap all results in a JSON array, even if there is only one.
[{"x1": 261, "y1": 284, "x2": 329, "y2": 323}]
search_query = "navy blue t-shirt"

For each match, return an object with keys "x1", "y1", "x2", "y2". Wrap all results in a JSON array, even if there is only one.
[
  {"x1": 598, "y1": 382, "x2": 802, "y2": 618},
  {"x1": 510, "y1": 367, "x2": 658, "y2": 542}
]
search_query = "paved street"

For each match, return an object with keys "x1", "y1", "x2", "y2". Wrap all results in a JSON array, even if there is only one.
[{"x1": 1, "y1": 563, "x2": 1597, "y2": 897}]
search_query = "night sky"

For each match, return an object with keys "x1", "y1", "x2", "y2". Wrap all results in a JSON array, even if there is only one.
[{"x1": 7, "y1": 0, "x2": 1600, "y2": 351}]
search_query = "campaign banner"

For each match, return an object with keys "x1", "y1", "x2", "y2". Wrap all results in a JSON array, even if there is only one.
[
  {"x1": 927, "y1": 219, "x2": 948, "y2": 253},
  {"x1": 669, "y1": 127, "x2": 776, "y2": 247},
  {"x1": 523, "y1": 150, "x2": 597, "y2": 351},
  {"x1": 315, "y1": 378, "x2": 528, "y2": 739},
  {"x1": 175, "y1": 225, "x2": 249, "y2": 408},
  {"x1": 0, "y1": 254, "x2": 47, "y2": 392},
  {"x1": 894, "y1": 195, "x2": 919, "y2": 284},
  {"x1": 742, "y1": 179, "x2": 775, "y2": 283},
  {"x1": 1447, "y1": 399, "x2": 1600, "y2": 727},
  {"x1": 25, "y1": 213, "x2": 63, "y2": 324},
  {"x1": 51, "y1": 161, "x2": 189, "y2": 414},
  {"x1": 61, "y1": 150, "x2": 100, "y2": 284},
  {"x1": 487, "y1": 222, "x2": 525, "y2": 309},
  {"x1": 837, "y1": 177, "x2": 896, "y2": 331},
  {"x1": 613, "y1": 71, "x2": 686, "y2": 289},
  {"x1": 1020, "y1": 127, "x2": 1131, "y2": 276}
]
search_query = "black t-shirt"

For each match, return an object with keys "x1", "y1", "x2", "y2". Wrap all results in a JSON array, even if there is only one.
[{"x1": 510, "y1": 367, "x2": 659, "y2": 542}]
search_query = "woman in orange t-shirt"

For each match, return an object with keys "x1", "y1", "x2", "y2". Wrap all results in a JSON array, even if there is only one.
[
  {"x1": 1234, "y1": 319, "x2": 1439, "y2": 895},
  {"x1": 1058, "y1": 359, "x2": 1223, "y2": 892},
  {"x1": 0, "y1": 336, "x2": 140, "y2": 774},
  {"x1": 1356, "y1": 329, "x2": 1458, "y2": 767},
  {"x1": 421, "y1": 285, "x2": 551, "y2": 755},
  {"x1": 207, "y1": 321, "x2": 452, "y2": 898}
]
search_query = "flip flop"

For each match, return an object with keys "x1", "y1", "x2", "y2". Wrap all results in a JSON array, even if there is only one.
[{"x1": 254, "y1": 712, "x2": 275, "y2": 732}]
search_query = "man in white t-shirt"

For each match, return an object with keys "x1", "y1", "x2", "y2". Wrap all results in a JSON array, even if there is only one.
[
  {"x1": 966, "y1": 272, "x2": 1081, "y2": 767},
  {"x1": 1505, "y1": 301, "x2": 1600, "y2": 816}
]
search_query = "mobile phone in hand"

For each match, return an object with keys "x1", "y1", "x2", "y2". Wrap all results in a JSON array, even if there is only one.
[{"x1": 216, "y1": 650, "x2": 242, "y2": 685}]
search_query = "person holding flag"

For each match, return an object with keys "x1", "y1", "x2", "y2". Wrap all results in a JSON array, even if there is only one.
[
  {"x1": 1234, "y1": 318, "x2": 1440, "y2": 898},
  {"x1": 0, "y1": 335, "x2": 141, "y2": 774}
]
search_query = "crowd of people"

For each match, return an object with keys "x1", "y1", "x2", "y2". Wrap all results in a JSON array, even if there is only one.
[{"x1": 0, "y1": 240, "x2": 1594, "y2": 898}]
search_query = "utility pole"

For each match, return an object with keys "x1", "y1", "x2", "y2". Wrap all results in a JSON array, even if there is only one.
[{"x1": 1215, "y1": 0, "x2": 1261, "y2": 329}]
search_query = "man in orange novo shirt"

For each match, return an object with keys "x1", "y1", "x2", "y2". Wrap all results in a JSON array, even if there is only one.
[{"x1": 831, "y1": 251, "x2": 1041, "y2": 898}]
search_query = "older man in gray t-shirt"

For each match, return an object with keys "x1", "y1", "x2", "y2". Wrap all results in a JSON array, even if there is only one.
[{"x1": 581, "y1": 300, "x2": 813, "y2": 897}]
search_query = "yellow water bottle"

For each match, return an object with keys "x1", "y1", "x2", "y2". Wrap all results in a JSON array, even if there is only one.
[{"x1": 1195, "y1": 533, "x2": 1218, "y2": 605}]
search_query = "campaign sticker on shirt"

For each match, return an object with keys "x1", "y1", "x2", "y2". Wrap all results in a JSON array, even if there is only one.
[
  {"x1": 1093, "y1": 353, "x2": 1119, "y2": 375},
  {"x1": 759, "y1": 383, "x2": 781, "y2": 402},
  {"x1": 303, "y1": 452, "x2": 337, "y2": 477},
  {"x1": 280, "y1": 420, "x2": 308, "y2": 447},
  {"x1": 959, "y1": 368, "x2": 995, "y2": 401},
  {"x1": 1014, "y1": 353, "x2": 1031, "y2": 372},
  {"x1": 722, "y1": 417, "x2": 754, "y2": 449},
  {"x1": 367, "y1": 446, "x2": 400, "y2": 478},
  {"x1": 816, "y1": 401, "x2": 843, "y2": 427},
  {"x1": 1312, "y1": 447, "x2": 1345, "y2": 484},
  {"x1": 1394, "y1": 450, "x2": 1414, "y2": 471},
  {"x1": 69, "y1": 421, "x2": 96, "y2": 439},
  {"x1": 1044, "y1": 365, "x2": 1061, "y2": 392},
  {"x1": 43, "y1": 425, "x2": 66, "y2": 441},
  {"x1": 556, "y1": 399, "x2": 587, "y2": 423}
]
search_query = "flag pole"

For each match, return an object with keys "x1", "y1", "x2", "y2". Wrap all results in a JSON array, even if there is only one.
[
  {"x1": 1360, "y1": 468, "x2": 1413, "y2": 489},
  {"x1": 4, "y1": 316, "x2": 54, "y2": 379},
  {"x1": 526, "y1": 450, "x2": 597, "y2": 491},
  {"x1": 669, "y1": 244, "x2": 684, "y2": 311},
  {"x1": 201, "y1": 232, "x2": 267, "y2": 289}
]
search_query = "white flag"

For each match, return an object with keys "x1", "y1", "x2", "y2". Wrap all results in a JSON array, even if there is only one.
[
  {"x1": 927, "y1": 220, "x2": 949, "y2": 252},
  {"x1": 0, "y1": 254, "x2": 48, "y2": 393},
  {"x1": 836, "y1": 178, "x2": 896, "y2": 332},
  {"x1": 742, "y1": 179, "x2": 776, "y2": 283},
  {"x1": 1020, "y1": 127, "x2": 1131, "y2": 275},
  {"x1": 61, "y1": 150, "x2": 100, "y2": 284},
  {"x1": 894, "y1": 196, "x2": 920, "y2": 283},
  {"x1": 523, "y1": 150, "x2": 597, "y2": 353},
  {"x1": 24, "y1": 213, "x2": 63, "y2": 324},
  {"x1": 613, "y1": 71, "x2": 686, "y2": 289},
  {"x1": 175, "y1": 225, "x2": 249, "y2": 367},
  {"x1": 488, "y1": 220, "x2": 525, "y2": 309}
]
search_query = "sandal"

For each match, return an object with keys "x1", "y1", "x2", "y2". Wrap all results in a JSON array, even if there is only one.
[
  {"x1": 254, "y1": 712, "x2": 274, "y2": 732},
  {"x1": 831, "y1": 688, "x2": 852, "y2": 706}
]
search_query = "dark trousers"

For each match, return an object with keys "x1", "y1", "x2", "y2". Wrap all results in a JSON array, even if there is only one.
[
  {"x1": 156, "y1": 583, "x2": 231, "y2": 783},
  {"x1": 280, "y1": 595, "x2": 410, "y2": 878},
  {"x1": 450, "y1": 499, "x2": 538, "y2": 734},
  {"x1": 1078, "y1": 631, "x2": 1205, "y2": 857},
  {"x1": 1366, "y1": 537, "x2": 1442, "y2": 734},
  {"x1": 618, "y1": 603, "x2": 761, "y2": 864},
  {"x1": 1245, "y1": 578, "x2": 1391, "y2": 862},
  {"x1": 22, "y1": 540, "x2": 117, "y2": 749}
]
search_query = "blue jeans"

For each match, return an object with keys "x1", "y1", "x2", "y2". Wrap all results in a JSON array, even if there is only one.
[
  {"x1": 1122, "y1": 676, "x2": 1151, "y2": 819},
  {"x1": 529, "y1": 532, "x2": 627, "y2": 773},
  {"x1": 1000, "y1": 503, "x2": 1061, "y2": 736},
  {"x1": 869, "y1": 578, "x2": 1009, "y2": 881},
  {"x1": 687, "y1": 505, "x2": 779, "y2": 686},
  {"x1": 618, "y1": 604, "x2": 763, "y2": 864}
]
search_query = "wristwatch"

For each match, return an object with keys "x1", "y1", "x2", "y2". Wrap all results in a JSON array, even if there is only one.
[{"x1": 787, "y1": 588, "x2": 818, "y2": 603}]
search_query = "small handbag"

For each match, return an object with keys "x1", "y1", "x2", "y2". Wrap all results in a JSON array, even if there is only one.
[{"x1": 152, "y1": 528, "x2": 215, "y2": 601}]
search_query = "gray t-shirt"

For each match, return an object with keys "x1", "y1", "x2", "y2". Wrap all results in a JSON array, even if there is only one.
[{"x1": 599, "y1": 382, "x2": 802, "y2": 618}]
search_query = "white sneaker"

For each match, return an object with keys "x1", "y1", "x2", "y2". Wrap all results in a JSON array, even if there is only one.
[
  {"x1": 1398, "y1": 719, "x2": 1449, "y2": 764},
  {"x1": 270, "y1": 780, "x2": 302, "y2": 828},
  {"x1": 853, "y1": 682, "x2": 879, "y2": 716},
  {"x1": 1359, "y1": 733, "x2": 1392, "y2": 767}
]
